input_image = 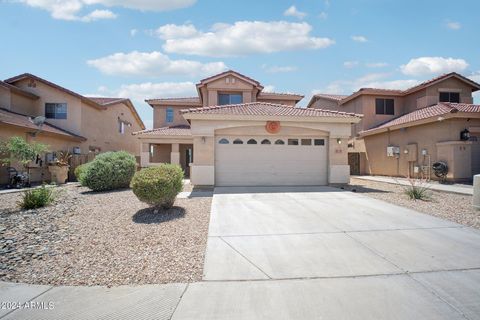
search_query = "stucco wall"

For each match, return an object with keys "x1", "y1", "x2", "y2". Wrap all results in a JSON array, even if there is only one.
[
  {"x1": 153, "y1": 106, "x2": 190, "y2": 128},
  {"x1": 362, "y1": 118, "x2": 480, "y2": 180},
  {"x1": 310, "y1": 97, "x2": 340, "y2": 110},
  {"x1": 10, "y1": 91, "x2": 37, "y2": 116},
  {"x1": 0, "y1": 87, "x2": 11, "y2": 109}
]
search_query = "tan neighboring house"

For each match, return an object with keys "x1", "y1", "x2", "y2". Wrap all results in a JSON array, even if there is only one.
[
  {"x1": 307, "y1": 72, "x2": 480, "y2": 181},
  {"x1": 134, "y1": 70, "x2": 362, "y2": 186},
  {"x1": 0, "y1": 73, "x2": 145, "y2": 184}
]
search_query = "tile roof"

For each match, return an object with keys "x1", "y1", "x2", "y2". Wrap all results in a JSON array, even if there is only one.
[
  {"x1": 0, "y1": 108, "x2": 86, "y2": 141},
  {"x1": 198, "y1": 70, "x2": 261, "y2": 86},
  {"x1": 312, "y1": 93, "x2": 349, "y2": 101},
  {"x1": 87, "y1": 97, "x2": 127, "y2": 105},
  {"x1": 361, "y1": 103, "x2": 480, "y2": 135},
  {"x1": 146, "y1": 97, "x2": 201, "y2": 105},
  {"x1": 403, "y1": 72, "x2": 480, "y2": 94},
  {"x1": 132, "y1": 125, "x2": 191, "y2": 136},
  {"x1": 181, "y1": 102, "x2": 362, "y2": 118}
]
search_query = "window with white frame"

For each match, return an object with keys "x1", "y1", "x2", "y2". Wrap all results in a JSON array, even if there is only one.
[{"x1": 439, "y1": 91, "x2": 460, "y2": 103}]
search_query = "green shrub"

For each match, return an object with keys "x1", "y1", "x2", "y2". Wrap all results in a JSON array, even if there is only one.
[
  {"x1": 131, "y1": 164, "x2": 184, "y2": 209},
  {"x1": 19, "y1": 185, "x2": 55, "y2": 209},
  {"x1": 74, "y1": 163, "x2": 89, "y2": 183},
  {"x1": 82, "y1": 151, "x2": 136, "y2": 191},
  {"x1": 403, "y1": 178, "x2": 431, "y2": 200}
]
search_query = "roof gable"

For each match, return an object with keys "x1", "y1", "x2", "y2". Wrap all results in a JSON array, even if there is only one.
[{"x1": 197, "y1": 70, "x2": 263, "y2": 89}]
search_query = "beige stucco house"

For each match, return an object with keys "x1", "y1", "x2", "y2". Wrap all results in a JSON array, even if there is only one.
[
  {"x1": 0, "y1": 73, "x2": 145, "y2": 184},
  {"x1": 134, "y1": 70, "x2": 362, "y2": 186},
  {"x1": 307, "y1": 72, "x2": 480, "y2": 181}
]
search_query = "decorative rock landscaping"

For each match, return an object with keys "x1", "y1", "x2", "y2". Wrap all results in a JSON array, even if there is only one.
[{"x1": 0, "y1": 183, "x2": 211, "y2": 286}]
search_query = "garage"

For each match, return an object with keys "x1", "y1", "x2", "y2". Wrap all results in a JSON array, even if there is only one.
[{"x1": 215, "y1": 136, "x2": 328, "y2": 186}]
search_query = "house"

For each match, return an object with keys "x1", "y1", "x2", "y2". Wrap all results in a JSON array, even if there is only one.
[
  {"x1": 0, "y1": 73, "x2": 145, "y2": 184},
  {"x1": 307, "y1": 72, "x2": 480, "y2": 181},
  {"x1": 134, "y1": 70, "x2": 362, "y2": 186}
]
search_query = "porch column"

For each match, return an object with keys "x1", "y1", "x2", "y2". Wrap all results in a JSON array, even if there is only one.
[
  {"x1": 140, "y1": 143, "x2": 150, "y2": 167},
  {"x1": 171, "y1": 143, "x2": 180, "y2": 165}
]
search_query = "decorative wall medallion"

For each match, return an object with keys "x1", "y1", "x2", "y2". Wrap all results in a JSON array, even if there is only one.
[{"x1": 265, "y1": 121, "x2": 280, "y2": 134}]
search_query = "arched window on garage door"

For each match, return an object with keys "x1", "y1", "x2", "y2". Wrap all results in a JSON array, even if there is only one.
[
  {"x1": 233, "y1": 139, "x2": 244, "y2": 144},
  {"x1": 247, "y1": 139, "x2": 257, "y2": 144},
  {"x1": 261, "y1": 139, "x2": 271, "y2": 144},
  {"x1": 274, "y1": 139, "x2": 285, "y2": 145},
  {"x1": 218, "y1": 138, "x2": 229, "y2": 144}
]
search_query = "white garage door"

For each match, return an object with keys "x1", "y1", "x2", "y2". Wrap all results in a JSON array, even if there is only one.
[{"x1": 215, "y1": 136, "x2": 328, "y2": 186}]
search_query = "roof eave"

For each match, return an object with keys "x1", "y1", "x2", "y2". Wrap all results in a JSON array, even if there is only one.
[{"x1": 181, "y1": 113, "x2": 362, "y2": 123}]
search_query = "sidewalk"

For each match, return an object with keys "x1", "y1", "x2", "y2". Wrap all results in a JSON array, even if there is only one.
[{"x1": 352, "y1": 175, "x2": 473, "y2": 195}]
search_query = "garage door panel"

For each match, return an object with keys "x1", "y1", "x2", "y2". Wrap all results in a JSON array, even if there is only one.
[{"x1": 215, "y1": 136, "x2": 328, "y2": 186}]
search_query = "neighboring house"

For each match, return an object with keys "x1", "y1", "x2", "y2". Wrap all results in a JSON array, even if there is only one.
[
  {"x1": 134, "y1": 70, "x2": 362, "y2": 186},
  {"x1": 0, "y1": 73, "x2": 145, "y2": 184},
  {"x1": 307, "y1": 72, "x2": 480, "y2": 181}
]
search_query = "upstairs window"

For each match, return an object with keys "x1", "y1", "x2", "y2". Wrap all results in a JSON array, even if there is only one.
[
  {"x1": 218, "y1": 93, "x2": 243, "y2": 105},
  {"x1": 375, "y1": 98, "x2": 394, "y2": 115},
  {"x1": 166, "y1": 107, "x2": 174, "y2": 123},
  {"x1": 45, "y1": 103, "x2": 67, "y2": 119},
  {"x1": 439, "y1": 92, "x2": 460, "y2": 103},
  {"x1": 119, "y1": 121, "x2": 125, "y2": 134}
]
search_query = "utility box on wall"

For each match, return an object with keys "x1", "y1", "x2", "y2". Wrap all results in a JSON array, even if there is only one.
[
  {"x1": 387, "y1": 146, "x2": 400, "y2": 157},
  {"x1": 406, "y1": 143, "x2": 418, "y2": 162}
]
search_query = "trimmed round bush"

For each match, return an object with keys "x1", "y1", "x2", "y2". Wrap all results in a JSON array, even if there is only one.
[
  {"x1": 130, "y1": 164, "x2": 183, "y2": 209},
  {"x1": 74, "y1": 163, "x2": 90, "y2": 184},
  {"x1": 82, "y1": 151, "x2": 136, "y2": 191}
]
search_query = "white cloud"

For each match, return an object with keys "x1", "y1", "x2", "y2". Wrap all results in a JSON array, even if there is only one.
[
  {"x1": 351, "y1": 35, "x2": 368, "y2": 43},
  {"x1": 87, "y1": 51, "x2": 227, "y2": 77},
  {"x1": 263, "y1": 85, "x2": 276, "y2": 93},
  {"x1": 318, "y1": 12, "x2": 328, "y2": 19},
  {"x1": 366, "y1": 62, "x2": 388, "y2": 68},
  {"x1": 468, "y1": 71, "x2": 480, "y2": 84},
  {"x1": 283, "y1": 5, "x2": 306, "y2": 19},
  {"x1": 81, "y1": 9, "x2": 116, "y2": 21},
  {"x1": 262, "y1": 65, "x2": 297, "y2": 73},
  {"x1": 343, "y1": 61, "x2": 359, "y2": 68},
  {"x1": 130, "y1": 29, "x2": 138, "y2": 36},
  {"x1": 115, "y1": 81, "x2": 196, "y2": 102},
  {"x1": 314, "y1": 73, "x2": 419, "y2": 95},
  {"x1": 18, "y1": 0, "x2": 195, "y2": 21},
  {"x1": 445, "y1": 21, "x2": 461, "y2": 30},
  {"x1": 158, "y1": 21, "x2": 334, "y2": 57},
  {"x1": 400, "y1": 57, "x2": 468, "y2": 76}
]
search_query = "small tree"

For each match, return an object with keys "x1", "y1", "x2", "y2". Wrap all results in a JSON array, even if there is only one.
[{"x1": 0, "y1": 136, "x2": 49, "y2": 168}]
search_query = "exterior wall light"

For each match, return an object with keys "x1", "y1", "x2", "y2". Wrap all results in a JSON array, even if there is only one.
[
  {"x1": 337, "y1": 138, "x2": 342, "y2": 144},
  {"x1": 201, "y1": 136, "x2": 206, "y2": 143}
]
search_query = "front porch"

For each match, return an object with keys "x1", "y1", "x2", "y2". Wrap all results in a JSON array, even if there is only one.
[
  {"x1": 135, "y1": 125, "x2": 194, "y2": 177},
  {"x1": 141, "y1": 142, "x2": 194, "y2": 176}
]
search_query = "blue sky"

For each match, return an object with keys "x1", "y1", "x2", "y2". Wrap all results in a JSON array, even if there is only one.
[{"x1": 1, "y1": 0, "x2": 479, "y2": 128}]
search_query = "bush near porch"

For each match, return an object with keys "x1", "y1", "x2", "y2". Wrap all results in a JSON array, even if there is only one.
[
  {"x1": 81, "y1": 151, "x2": 136, "y2": 191},
  {"x1": 131, "y1": 164, "x2": 183, "y2": 209}
]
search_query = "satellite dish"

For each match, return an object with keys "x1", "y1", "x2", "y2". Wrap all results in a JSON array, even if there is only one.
[{"x1": 30, "y1": 116, "x2": 46, "y2": 127}]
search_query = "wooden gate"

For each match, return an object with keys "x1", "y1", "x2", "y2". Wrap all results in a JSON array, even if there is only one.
[
  {"x1": 348, "y1": 152, "x2": 361, "y2": 175},
  {"x1": 68, "y1": 154, "x2": 96, "y2": 181}
]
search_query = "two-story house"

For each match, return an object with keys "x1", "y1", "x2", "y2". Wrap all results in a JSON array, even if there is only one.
[
  {"x1": 134, "y1": 70, "x2": 362, "y2": 186},
  {"x1": 0, "y1": 73, "x2": 145, "y2": 184},
  {"x1": 307, "y1": 72, "x2": 480, "y2": 181}
]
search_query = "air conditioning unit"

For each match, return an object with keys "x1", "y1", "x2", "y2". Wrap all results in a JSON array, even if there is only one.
[
  {"x1": 73, "y1": 147, "x2": 81, "y2": 155},
  {"x1": 387, "y1": 146, "x2": 400, "y2": 157}
]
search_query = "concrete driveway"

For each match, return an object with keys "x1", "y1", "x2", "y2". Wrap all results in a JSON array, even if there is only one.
[{"x1": 173, "y1": 186, "x2": 480, "y2": 319}]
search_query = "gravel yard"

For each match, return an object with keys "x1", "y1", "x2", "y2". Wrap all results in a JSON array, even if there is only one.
[
  {"x1": 0, "y1": 183, "x2": 211, "y2": 286},
  {"x1": 348, "y1": 177, "x2": 480, "y2": 229}
]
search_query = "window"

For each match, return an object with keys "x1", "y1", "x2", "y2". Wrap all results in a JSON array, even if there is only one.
[
  {"x1": 218, "y1": 138, "x2": 229, "y2": 144},
  {"x1": 45, "y1": 103, "x2": 67, "y2": 119},
  {"x1": 218, "y1": 93, "x2": 243, "y2": 105},
  {"x1": 166, "y1": 107, "x2": 174, "y2": 123},
  {"x1": 288, "y1": 139, "x2": 299, "y2": 145},
  {"x1": 261, "y1": 139, "x2": 271, "y2": 144},
  {"x1": 301, "y1": 139, "x2": 312, "y2": 146},
  {"x1": 233, "y1": 139, "x2": 243, "y2": 144},
  {"x1": 119, "y1": 120, "x2": 125, "y2": 134},
  {"x1": 275, "y1": 139, "x2": 285, "y2": 145},
  {"x1": 375, "y1": 98, "x2": 394, "y2": 115},
  {"x1": 247, "y1": 139, "x2": 257, "y2": 144},
  {"x1": 439, "y1": 92, "x2": 460, "y2": 103},
  {"x1": 314, "y1": 139, "x2": 325, "y2": 146}
]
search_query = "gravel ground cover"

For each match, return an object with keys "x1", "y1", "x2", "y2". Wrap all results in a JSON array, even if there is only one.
[
  {"x1": 0, "y1": 183, "x2": 211, "y2": 286},
  {"x1": 348, "y1": 177, "x2": 480, "y2": 229}
]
